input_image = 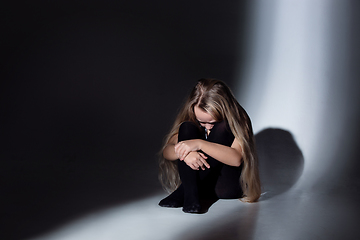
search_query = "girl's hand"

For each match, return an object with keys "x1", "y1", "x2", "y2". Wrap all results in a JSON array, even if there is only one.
[
  {"x1": 183, "y1": 152, "x2": 210, "y2": 170},
  {"x1": 174, "y1": 140, "x2": 201, "y2": 160}
]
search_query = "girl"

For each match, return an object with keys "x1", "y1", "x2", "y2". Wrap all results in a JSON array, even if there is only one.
[{"x1": 158, "y1": 79, "x2": 261, "y2": 213}]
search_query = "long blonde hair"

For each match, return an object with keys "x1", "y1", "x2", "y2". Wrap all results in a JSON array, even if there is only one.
[{"x1": 158, "y1": 79, "x2": 261, "y2": 202}]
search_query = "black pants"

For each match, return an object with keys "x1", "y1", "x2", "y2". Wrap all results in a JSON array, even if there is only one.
[{"x1": 177, "y1": 121, "x2": 243, "y2": 201}]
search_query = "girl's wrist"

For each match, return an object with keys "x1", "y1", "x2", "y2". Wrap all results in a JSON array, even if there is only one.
[{"x1": 197, "y1": 139, "x2": 204, "y2": 151}]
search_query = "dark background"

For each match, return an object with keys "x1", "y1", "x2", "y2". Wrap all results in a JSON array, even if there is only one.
[
  {"x1": 0, "y1": 1, "x2": 250, "y2": 239},
  {"x1": 2, "y1": 1, "x2": 360, "y2": 240}
]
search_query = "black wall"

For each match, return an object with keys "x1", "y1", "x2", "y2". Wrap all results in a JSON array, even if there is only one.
[{"x1": 0, "y1": 1, "x2": 248, "y2": 239}]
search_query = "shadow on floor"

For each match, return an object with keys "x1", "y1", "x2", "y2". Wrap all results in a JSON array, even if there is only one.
[
  {"x1": 174, "y1": 201, "x2": 260, "y2": 240},
  {"x1": 255, "y1": 128, "x2": 304, "y2": 200}
]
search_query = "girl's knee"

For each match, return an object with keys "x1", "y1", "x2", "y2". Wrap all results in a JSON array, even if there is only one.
[
  {"x1": 178, "y1": 121, "x2": 203, "y2": 141},
  {"x1": 207, "y1": 121, "x2": 234, "y2": 146}
]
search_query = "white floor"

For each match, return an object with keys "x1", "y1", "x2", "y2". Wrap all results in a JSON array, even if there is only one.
[{"x1": 29, "y1": 182, "x2": 360, "y2": 240}]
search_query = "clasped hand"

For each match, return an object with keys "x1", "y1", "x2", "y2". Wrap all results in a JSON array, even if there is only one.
[{"x1": 174, "y1": 140, "x2": 210, "y2": 170}]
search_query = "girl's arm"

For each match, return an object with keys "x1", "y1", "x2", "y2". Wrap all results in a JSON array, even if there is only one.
[
  {"x1": 162, "y1": 134, "x2": 179, "y2": 161},
  {"x1": 175, "y1": 139, "x2": 242, "y2": 167},
  {"x1": 163, "y1": 134, "x2": 210, "y2": 170}
]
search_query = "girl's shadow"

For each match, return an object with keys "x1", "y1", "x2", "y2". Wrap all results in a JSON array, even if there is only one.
[{"x1": 255, "y1": 128, "x2": 304, "y2": 200}]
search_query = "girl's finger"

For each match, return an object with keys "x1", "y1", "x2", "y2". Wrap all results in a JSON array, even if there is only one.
[{"x1": 200, "y1": 158, "x2": 210, "y2": 168}]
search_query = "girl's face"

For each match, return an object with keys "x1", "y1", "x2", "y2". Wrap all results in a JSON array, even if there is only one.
[{"x1": 194, "y1": 106, "x2": 217, "y2": 130}]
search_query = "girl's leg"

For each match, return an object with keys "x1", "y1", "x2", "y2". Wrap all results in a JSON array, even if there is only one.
[
  {"x1": 207, "y1": 121, "x2": 243, "y2": 199},
  {"x1": 177, "y1": 122, "x2": 205, "y2": 213},
  {"x1": 215, "y1": 165, "x2": 243, "y2": 199},
  {"x1": 159, "y1": 122, "x2": 204, "y2": 212},
  {"x1": 197, "y1": 121, "x2": 237, "y2": 198}
]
